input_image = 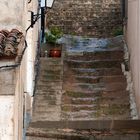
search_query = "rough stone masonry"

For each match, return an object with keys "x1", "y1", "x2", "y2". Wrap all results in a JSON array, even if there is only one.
[{"x1": 46, "y1": 0, "x2": 122, "y2": 37}]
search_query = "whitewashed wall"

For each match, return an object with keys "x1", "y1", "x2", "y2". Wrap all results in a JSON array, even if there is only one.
[
  {"x1": 0, "y1": 96, "x2": 14, "y2": 140},
  {"x1": 0, "y1": 0, "x2": 40, "y2": 140},
  {"x1": 126, "y1": 0, "x2": 140, "y2": 117},
  {"x1": 0, "y1": 0, "x2": 24, "y2": 30}
]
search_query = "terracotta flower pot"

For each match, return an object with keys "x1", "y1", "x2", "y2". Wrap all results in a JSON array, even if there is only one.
[{"x1": 49, "y1": 49, "x2": 61, "y2": 57}]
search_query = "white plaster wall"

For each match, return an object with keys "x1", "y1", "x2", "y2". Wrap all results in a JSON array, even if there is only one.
[
  {"x1": 0, "y1": 96, "x2": 14, "y2": 140},
  {"x1": 0, "y1": 0, "x2": 40, "y2": 139},
  {"x1": 0, "y1": 0, "x2": 25, "y2": 30},
  {"x1": 26, "y1": 0, "x2": 40, "y2": 96},
  {"x1": 126, "y1": 0, "x2": 140, "y2": 116}
]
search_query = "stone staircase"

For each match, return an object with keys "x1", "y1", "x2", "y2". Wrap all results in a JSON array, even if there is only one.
[
  {"x1": 31, "y1": 57, "x2": 63, "y2": 122},
  {"x1": 62, "y1": 48, "x2": 130, "y2": 120},
  {"x1": 26, "y1": 41, "x2": 136, "y2": 139}
]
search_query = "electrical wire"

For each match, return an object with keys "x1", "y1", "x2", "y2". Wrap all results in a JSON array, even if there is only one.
[
  {"x1": 28, "y1": 0, "x2": 32, "y2": 4},
  {"x1": 0, "y1": 40, "x2": 28, "y2": 70},
  {"x1": 26, "y1": 0, "x2": 41, "y2": 32}
]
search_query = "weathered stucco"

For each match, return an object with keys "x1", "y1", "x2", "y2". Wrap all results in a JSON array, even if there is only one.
[
  {"x1": 0, "y1": 96, "x2": 14, "y2": 140},
  {"x1": 0, "y1": 0, "x2": 24, "y2": 29},
  {"x1": 0, "y1": 0, "x2": 40, "y2": 140},
  {"x1": 126, "y1": 0, "x2": 140, "y2": 117},
  {"x1": 46, "y1": 0, "x2": 122, "y2": 37}
]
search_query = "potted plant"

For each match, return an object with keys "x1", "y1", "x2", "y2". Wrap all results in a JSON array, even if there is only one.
[{"x1": 45, "y1": 27, "x2": 63, "y2": 57}]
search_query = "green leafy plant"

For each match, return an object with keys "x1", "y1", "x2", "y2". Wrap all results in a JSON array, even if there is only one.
[
  {"x1": 45, "y1": 27, "x2": 63, "y2": 44},
  {"x1": 112, "y1": 27, "x2": 123, "y2": 36}
]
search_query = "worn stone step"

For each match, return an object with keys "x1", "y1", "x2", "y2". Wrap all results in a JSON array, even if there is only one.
[
  {"x1": 62, "y1": 97, "x2": 99, "y2": 105},
  {"x1": 66, "y1": 50, "x2": 124, "y2": 61},
  {"x1": 61, "y1": 103, "x2": 130, "y2": 114},
  {"x1": 62, "y1": 96, "x2": 130, "y2": 106},
  {"x1": 64, "y1": 59, "x2": 122, "y2": 69},
  {"x1": 38, "y1": 74, "x2": 62, "y2": 81},
  {"x1": 64, "y1": 68, "x2": 123, "y2": 77},
  {"x1": 40, "y1": 57, "x2": 62, "y2": 65},
  {"x1": 39, "y1": 69, "x2": 62, "y2": 76},
  {"x1": 40, "y1": 64, "x2": 63, "y2": 71},
  {"x1": 39, "y1": 79, "x2": 62, "y2": 82},
  {"x1": 64, "y1": 75, "x2": 126, "y2": 84},
  {"x1": 62, "y1": 90, "x2": 102, "y2": 98},
  {"x1": 35, "y1": 89, "x2": 62, "y2": 95},
  {"x1": 26, "y1": 130, "x2": 140, "y2": 140},
  {"x1": 62, "y1": 90, "x2": 129, "y2": 98},
  {"x1": 32, "y1": 104, "x2": 61, "y2": 121},
  {"x1": 61, "y1": 111, "x2": 97, "y2": 120},
  {"x1": 37, "y1": 81, "x2": 62, "y2": 86},
  {"x1": 35, "y1": 98, "x2": 57, "y2": 106},
  {"x1": 63, "y1": 82, "x2": 127, "y2": 92},
  {"x1": 26, "y1": 120, "x2": 140, "y2": 139},
  {"x1": 36, "y1": 82, "x2": 62, "y2": 90},
  {"x1": 33, "y1": 103, "x2": 61, "y2": 110},
  {"x1": 27, "y1": 136, "x2": 62, "y2": 140},
  {"x1": 61, "y1": 111, "x2": 131, "y2": 120},
  {"x1": 32, "y1": 113, "x2": 61, "y2": 121},
  {"x1": 36, "y1": 86, "x2": 62, "y2": 91},
  {"x1": 61, "y1": 104, "x2": 97, "y2": 112},
  {"x1": 61, "y1": 108, "x2": 130, "y2": 120}
]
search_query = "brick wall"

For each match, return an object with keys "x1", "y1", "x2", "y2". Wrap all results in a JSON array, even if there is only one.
[{"x1": 46, "y1": 0, "x2": 122, "y2": 37}]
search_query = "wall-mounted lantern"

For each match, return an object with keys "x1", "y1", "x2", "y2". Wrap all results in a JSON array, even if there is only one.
[
  {"x1": 41, "y1": 0, "x2": 55, "y2": 8},
  {"x1": 41, "y1": 0, "x2": 55, "y2": 42},
  {"x1": 30, "y1": 0, "x2": 55, "y2": 27},
  {"x1": 30, "y1": 0, "x2": 55, "y2": 42},
  {"x1": 46, "y1": 0, "x2": 55, "y2": 8}
]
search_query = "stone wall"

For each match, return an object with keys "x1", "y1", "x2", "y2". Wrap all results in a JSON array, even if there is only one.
[{"x1": 46, "y1": 0, "x2": 122, "y2": 37}]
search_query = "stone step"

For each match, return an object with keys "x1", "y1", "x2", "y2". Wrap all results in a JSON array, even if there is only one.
[
  {"x1": 66, "y1": 50, "x2": 124, "y2": 61},
  {"x1": 36, "y1": 83, "x2": 62, "y2": 91},
  {"x1": 38, "y1": 74, "x2": 62, "y2": 81},
  {"x1": 62, "y1": 96, "x2": 130, "y2": 106},
  {"x1": 33, "y1": 103, "x2": 61, "y2": 110},
  {"x1": 26, "y1": 121, "x2": 140, "y2": 140},
  {"x1": 37, "y1": 81, "x2": 62, "y2": 87},
  {"x1": 62, "y1": 90, "x2": 129, "y2": 98},
  {"x1": 35, "y1": 98, "x2": 57, "y2": 106},
  {"x1": 35, "y1": 89, "x2": 62, "y2": 95},
  {"x1": 40, "y1": 57, "x2": 62, "y2": 65},
  {"x1": 36, "y1": 86, "x2": 62, "y2": 91},
  {"x1": 64, "y1": 75, "x2": 126, "y2": 84},
  {"x1": 62, "y1": 97, "x2": 99, "y2": 105},
  {"x1": 40, "y1": 64, "x2": 63, "y2": 71},
  {"x1": 64, "y1": 59, "x2": 122, "y2": 69},
  {"x1": 32, "y1": 113, "x2": 61, "y2": 122},
  {"x1": 61, "y1": 104, "x2": 96, "y2": 112},
  {"x1": 27, "y1": 136, "x2": 61, "y2": 140},
  {"x1": 26, "y1": 131, "x2": 139, "y2": 140},
  {"x1": 39, "y1": 69, "x2": 62, "y2": 76},
  {"x1": 63, "y1": 82, "x2": 127, "y2": 92},
  {"x1": 61, "y1": 109, "x2": 130, "y2": 120},
  {"x1": 61, "y1": 103, "x2": 130, "y2": 113},
  {"x1": 34, "y1": 94, "x2": 56, "y2": 100},
  {"x1": 32, "y1": 104, "x2": 61, "y2": 122},
  {"x1": 61, "y1": 111, "x2": 97, "y2": 120},
  {"x1": 64, "y1": 68, "x2": 123, "y2": 77}
]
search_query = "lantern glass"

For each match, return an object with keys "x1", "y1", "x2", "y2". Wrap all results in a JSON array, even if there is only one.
[
  {"x1": 46, "y1": 0, "x2": 55, "y2": 8},
  {"x1": 41, "y1": 0, "x2": 46, "y2": 7}
]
